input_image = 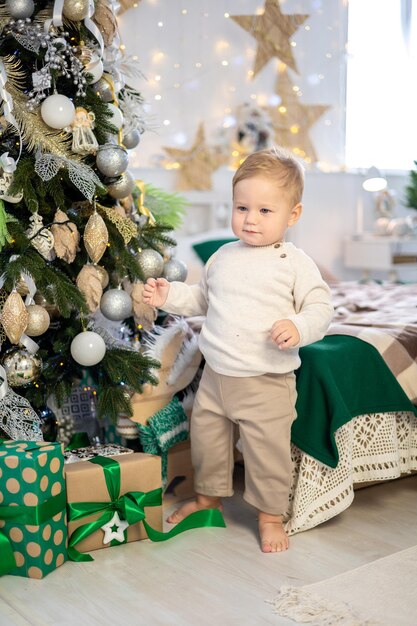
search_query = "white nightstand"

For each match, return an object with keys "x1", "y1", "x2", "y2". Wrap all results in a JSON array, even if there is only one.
[{"x1": 344, "y1": 234, "x2": 417, "y2": 281}]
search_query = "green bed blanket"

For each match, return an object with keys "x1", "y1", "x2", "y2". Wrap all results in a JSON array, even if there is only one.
[{"x1": 292, "y1": 335, "x2": 417, "y2": 468}]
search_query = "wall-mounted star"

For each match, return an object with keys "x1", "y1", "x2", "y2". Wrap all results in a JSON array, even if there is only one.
[
  {"x1": 101, "y1": 511, "x2": 129, "y2": 545},
  {"x1": 266, "y1": 68, "x2": 331, "y2": 164},
  {"x1": 163, "y1": 123, "x2": 226, "y2": 191},
  {"x1": 230, "y1": 0, "x2": 309, "y2": 77}
]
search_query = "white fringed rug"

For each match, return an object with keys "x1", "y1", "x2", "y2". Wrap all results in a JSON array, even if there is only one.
[{"x1": 269, "y1": 545, "x2": 417, "y2": 626}]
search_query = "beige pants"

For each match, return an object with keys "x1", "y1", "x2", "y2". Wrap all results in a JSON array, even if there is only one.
[{"x1": 190, "y1": 364, "x2": 297, "y2": 516}]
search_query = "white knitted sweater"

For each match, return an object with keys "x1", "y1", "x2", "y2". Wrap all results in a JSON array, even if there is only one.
[{"x1": 163, "y1": 241, "x2": 334, "y2": 377}]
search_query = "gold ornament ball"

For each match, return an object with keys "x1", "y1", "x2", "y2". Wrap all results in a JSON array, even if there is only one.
[
  {"x1": 1, "y1": 347, "x2": 42, "y2": 387},
  {"x1": 25, "y1": 304, "x2": 51, "y2": 337},
  {"x1": 63, "y1": 0, "x2": 89, "y2": 21}
]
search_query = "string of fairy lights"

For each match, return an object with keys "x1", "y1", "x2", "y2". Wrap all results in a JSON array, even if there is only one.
[{"x1": 118, "y1": 0, "x2": 347, "y2": 179}]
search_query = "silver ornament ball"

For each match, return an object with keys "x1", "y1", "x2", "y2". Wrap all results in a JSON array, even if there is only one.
[
  {"x1": 162, "y1": 259, "x2": 188, "y2": 282},
  {"x1": 5, "y1": 0, "x2": 34, "y2": 19},
  {"x1": 137, "y1": 249, "x2": 164, "y2": 280},
  {"x1": 96, "y1": 144, "x2": 129, "y2": 178},
  {"x1": 92, "y1": 76, "x2": 114, "y2": 103},
  {"x1": 122, "y1": 129, "x2": 141, "y2": 150},
  {"x1": 62, "y1": 0, "x2": 90, "y2": 21},
  {"x1": 107, "y1": 171, "x2": 135, "y2": 199},
  {"x1": 100, "y1": 288, "x2": 133, "y2": 321},
  {"x1": 2, "y1": 347, "x2": 42, "y2": 387}
]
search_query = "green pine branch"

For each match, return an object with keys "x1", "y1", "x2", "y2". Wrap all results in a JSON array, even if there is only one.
[
  {"x1": 141, "y1": 184, "x2": 188, "y2": 229},
  {"x1": 405, "y1": 161, "x2": 417, "y2": 211}
]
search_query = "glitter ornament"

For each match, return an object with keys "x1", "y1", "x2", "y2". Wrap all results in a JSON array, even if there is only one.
[
  {"x1": 70, "y1": 331, "x2": 106, "y2": 366},
  {"x1": 96, "y1": 144, "x2": 129, "y2": 177},
  {"x1": 5, "y1": 0, "x2": 34, "y2": 19},
  {"x1": 107, "y1": 171, "x2": 135, "y2": 199},
  {"x1": 137, "y1": 249, "x2": 164, "y2": 280},
  {"x1": 25, "y1": 304, "x2": 51, "y2": 337},
  {"x1": 100, "y1": 288, "x2": 133, "y2": 321},
  {"x1": 83, "y1": 212, "x2": 109, "y2": 263},
  {"x1": 62, "y1": 0, "x2": 90, "y2": 21},
  {"x1": 41, "y1": 94, "x2": 75, "y2": 129},
  {"x1": 92, "y1": 76, "x2": 114, "y2": 102},
  {"x1": 106, "y1": 103, "x2": 124, "y2": 130},
  {"x1": 122, "y1": 128, "x2": 141, "y2": 150},
  {"x1": 0, "y1": 291, "x2": 28, "y2": 344},
  {"x1": 2, "y1": 347, "x2": 42, "y2": 387},
  {"x1": 162, "y1": 259, "x2": 188, "y2": 282}
]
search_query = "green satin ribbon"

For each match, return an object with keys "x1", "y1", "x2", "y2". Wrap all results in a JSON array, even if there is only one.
[
  {"x1": 0, "y1": 440, "x2": 66, "y2": 577},
  {"x1": 67, "y1": 456, "x2": 226, "y2": 562},
  {"x1": 0, "y1": 491, "x2": 66, "y2": 577},
  {"x1": 65, "y1": 432, "x2": 91, "y2": 450}
]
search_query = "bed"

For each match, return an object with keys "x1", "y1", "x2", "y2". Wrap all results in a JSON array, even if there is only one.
[
  {"x1": 178, "y1": 235, "x2": 417, "y2": 535},
  {"x1": 286, "y1": 280, "x2": 417, "y2": 535}
]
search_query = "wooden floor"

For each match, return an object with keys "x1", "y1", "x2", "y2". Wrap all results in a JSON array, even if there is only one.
[{"x1": 1, "y1": 467, "x2": 417, "y2": 626}]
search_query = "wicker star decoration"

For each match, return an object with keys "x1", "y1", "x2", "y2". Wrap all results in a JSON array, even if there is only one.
[
  {"x1": 230, "y1": 0, "x2": 309, "y2": 78},
  {"x1": 266, "y1": 68, "x2": 331, "y2": 164},
  {"x1": 163, "y1": 124, "x2": 226, "y2": 191}
]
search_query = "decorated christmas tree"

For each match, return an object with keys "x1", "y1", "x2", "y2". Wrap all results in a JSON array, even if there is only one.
[{"x1": 0, "y1": 0, "x2": 187, "y2": 440}]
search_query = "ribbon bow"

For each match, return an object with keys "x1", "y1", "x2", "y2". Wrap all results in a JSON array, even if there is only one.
[
  {"x1": 0, "y1": 440, "x2": 66, "y2": 576},
  {"x1": 67, "y1": 456, "x2": 225, "y2": 562},
  {"x1": 135, "y1": 180, "x2": 156, "y2": 225}
]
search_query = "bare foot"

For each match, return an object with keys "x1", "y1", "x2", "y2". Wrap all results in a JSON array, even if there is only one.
[
  {"x1": 166, "y1": 495, "x2": 223, "y2": 524},
  {"x1": 258, "y1": 512, "x2": 289, "y2": 553}
]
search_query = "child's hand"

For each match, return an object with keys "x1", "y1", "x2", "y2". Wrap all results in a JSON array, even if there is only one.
[
  {"x1": 270, "y1": 320, "x2": 300, "y2": 350},
  {"x1": 142, "y1": 277, "x2": 170, "y2": 308}
]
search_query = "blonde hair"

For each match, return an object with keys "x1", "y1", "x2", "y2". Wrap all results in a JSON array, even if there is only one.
[{"x1": 232, "y1": 146, "x2": 305, "y2": 206}]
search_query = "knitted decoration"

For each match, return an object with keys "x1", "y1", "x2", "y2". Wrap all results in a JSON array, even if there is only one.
[{"x1": 138, "y1": 396, "x2": 189, "y2": 486}]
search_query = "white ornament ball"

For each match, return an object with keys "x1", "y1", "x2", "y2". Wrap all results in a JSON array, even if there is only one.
[
  {"x1": 122, "y1": 129, "x2": 141, "y2": 150},
  {"x1": 137, "y1": 249, "x2": 165, "y2": 280},
  {"x1": 70, "y1": 331, "x2": 106, "y2": 366},
  {"x1": 6, "y1": 0, "x2": 34, "y2": 19},
  {"x1": 162, "y1": 259, "x2": 188, "y2": 282},
  {"x1": 107, "y1": 103, "x2": 124, "y2": 131},
  {"x1": 41, "y1": 94, "x2": 75, "y2": 129},
  {"x1": 100, "y1": 288, "x2": 133, "y2": 321},
  {"x1": 84, "y1": 54, "x2": 104, "y2": 84}
]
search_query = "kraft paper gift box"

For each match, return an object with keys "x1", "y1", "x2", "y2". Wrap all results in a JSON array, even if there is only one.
[
  {"x1": 65, "y1": 452, "x2": 163, "y2": 559},
  {"x1": 0, "y1": 440, "x2": 67, "y2": 579}
]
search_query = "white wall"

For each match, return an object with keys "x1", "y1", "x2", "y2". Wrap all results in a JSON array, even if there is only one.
[{"x1": 132, "y1": 166, "x2": 412, "y2": 281}]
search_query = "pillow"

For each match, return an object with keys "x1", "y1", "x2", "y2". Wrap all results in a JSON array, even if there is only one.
[{"x1": 192, "y1": 238, "x2": 237, "y2": 264}]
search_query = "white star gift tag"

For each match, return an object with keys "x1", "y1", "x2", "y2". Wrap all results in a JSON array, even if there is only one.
[{"x1": 101, "y1": 511, "x2": 129, "y2": 545}]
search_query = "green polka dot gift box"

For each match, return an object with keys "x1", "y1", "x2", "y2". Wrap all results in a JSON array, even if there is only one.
[{"x1": 0, "y1": 440, "x2": 67, "y2": 579}]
